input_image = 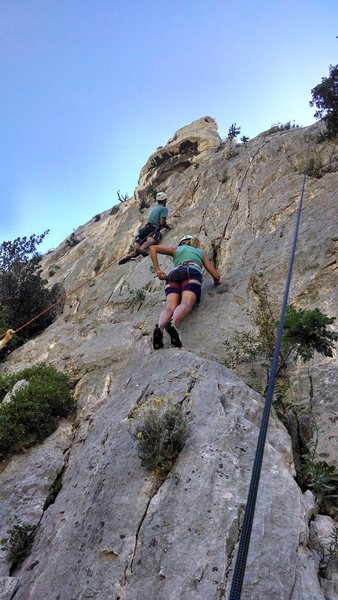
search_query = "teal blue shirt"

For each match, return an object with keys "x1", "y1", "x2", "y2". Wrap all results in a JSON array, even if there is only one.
[
  {"x1": 148, "y1": 204, "x2": 168, "y2": 228},
  {"x1": 173, "y1": 246, "x2": 204, "y2": 271}
]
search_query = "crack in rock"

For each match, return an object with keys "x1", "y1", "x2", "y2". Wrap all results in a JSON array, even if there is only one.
[
  {"x1": 124, "y1": 474, "x2": 169, "y2": 587},
  {"x1": 224, "y1": 504, "x2": 245, "y2": 587}
]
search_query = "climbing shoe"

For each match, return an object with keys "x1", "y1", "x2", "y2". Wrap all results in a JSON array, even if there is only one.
[
  {"x1": 152, "y1": 325, "x2": 164, "y2": 350},
  {"x1": 118, "y1": 255, "x2": 131, "y2": 265},
  {"x1": 165, "y1": 320, "x2": 182, "y2": 348}
]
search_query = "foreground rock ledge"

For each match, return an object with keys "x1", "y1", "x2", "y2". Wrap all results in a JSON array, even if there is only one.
[{"x1": 13, "y1": 351, "x2": 324, "y2": 600}]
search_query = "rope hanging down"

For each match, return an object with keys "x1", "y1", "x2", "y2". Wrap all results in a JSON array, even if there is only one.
[
  {"x1": 228, "y1": 135, "x2": 312, "y2": 600},
  {"x1": 0, "y1": 255, "x2": 121, "y2": 341},
  {"x1": 1, "y1": 205, "x2": 182, "y2": 344}
]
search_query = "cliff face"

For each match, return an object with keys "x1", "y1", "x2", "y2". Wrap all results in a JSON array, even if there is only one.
[{"x1": 0, "y1": 117, "x2": 337, "y2": 600}]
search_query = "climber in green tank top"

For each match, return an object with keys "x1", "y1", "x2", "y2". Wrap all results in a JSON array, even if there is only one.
[
  {"x1": 149, "y1": 235, "x2": 221, "y2": 349},
  {"x1": 172, "y1": 245, "x2": 204, "y2": 270},
  {"x1": 118, "y1": 192, "x2": 171, "y2": 265}
]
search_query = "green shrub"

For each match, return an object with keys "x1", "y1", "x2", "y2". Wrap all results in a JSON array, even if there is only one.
[
  {"x1": 133, "y1": 401, "x2": 189, "y2": 477},
  {"x1": 2, "y1": 523, "x2": 38, "y2": 567},
  {"x1": 94, "y1": 257, "x2": 104, "y2": 273},
  {"x1": 226, "y1": 150, "x2": 239, "y2": 160},
  {"x1": 0, "y1": 233, "x2": 64, "y2": 351},
  {"x1": 223, "y1": 286, "x2": 337, "y2": 371},
  {"x1": 268, "y1": 121, "x2": 301, "y2": 133},
  {"x1": 300, "y1": 427, "x2": 338, "y2": 518},
  {"x1": 223, "y1": 285, "x2": 278, "y2": 372},
  {"x1": 109, "y1": 205, "x2": 120, "y2": 216},
  {"x1": 227, "y1": 123, "x2": 241, "y2": 141},
  {"x1": 283, "y1": 306, "x2": 338, "y2": 361},
  {"x1": 218, "y1": 169, "x2": 229, "y2": 184},
  {"x1": 65, "y1": 232, "x2": 81, "y2": 247},
  {"x1": 0, "y1": 373, "x2": 18, "y2": 401},
  {"x1": 310, "y1": 64, "x2": 338, "y2": 140},
  {"x1": 44, "y1": 477, "x2": 63, "y2": 509},
  {"x1": 319, "y1": 526, "x2": 338, "y2": 579},
  {"x1": 307, "y1": 156, "x2": 323, "y2": 179},
  {"x1": 0, "y1": 364, "x2": 75, "y2": 458},
  {"x1": 138, "y1": 197, "x2": 149, "y2": 211},
  {"x1": 273, "y1": 379, "x2": 292, "y2": 415},
  {"x1": 223, "y1": 331, "x2": 261, "y2": 369},
  {"x1": 129, "y1": 288, "x2": 146, "y2": 304}
]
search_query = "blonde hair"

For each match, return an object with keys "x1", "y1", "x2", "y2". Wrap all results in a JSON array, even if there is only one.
[
  {"x1": 179, "y1": 235, "x2": 202, "y2": 249},
  {"x1": 189, "y1": 236, "x2": 201, "y2": 248}
]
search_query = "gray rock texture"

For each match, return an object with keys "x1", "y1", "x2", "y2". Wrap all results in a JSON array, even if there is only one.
[
  {"x1": 10, "y1": 353, "x2": 326, "y2": 600},
  {"x1": 0, "y1": 117, "x2": 337, "y2": 599},
  {"x1": 0, "y1": 421, "x2": 73, "y2": 576},
  {"x1": 0, "y1": 577, "x2": 18, "y2": 600},
  {"x1": 2, "y1": 380, "x2": 28, "y2": 405}
]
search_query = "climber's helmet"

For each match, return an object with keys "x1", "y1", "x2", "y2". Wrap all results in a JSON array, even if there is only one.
[
  {"x1": 178, "y1": 235, "x2": 193, "y2": 246},
  {"x1": 156, "y1": 192, "x2": 168, "y2": 204}
]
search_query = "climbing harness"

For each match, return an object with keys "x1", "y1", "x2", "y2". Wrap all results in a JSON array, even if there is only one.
[
  {"x1": 135, "y1": 223, "x2": 160, "y2": 245},
  {"x1": 228, "y1": 135, "x2": 312, "y2": 600}
]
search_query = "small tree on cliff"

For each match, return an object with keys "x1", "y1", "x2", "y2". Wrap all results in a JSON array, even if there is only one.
[
  {"x1": 0, "y1": 232, "x2": 63, "y2": 350},
  {"x1": 310, "y1": 64, "x2": 338, "y2": 139}
]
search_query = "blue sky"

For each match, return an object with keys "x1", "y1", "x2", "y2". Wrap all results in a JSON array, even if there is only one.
[{"x1": 1, "y1": 0, "x2": 337, "y2": 253}]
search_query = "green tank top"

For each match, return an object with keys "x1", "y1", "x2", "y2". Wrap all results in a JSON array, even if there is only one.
[
  {"x1": 173, "y1": 246, "x2": 204, "y2": 271},
  {"x1": 147, "y1": 204, "x2": 168, "y2": 227}
]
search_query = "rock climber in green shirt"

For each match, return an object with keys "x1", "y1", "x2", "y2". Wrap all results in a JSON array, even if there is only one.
[
  {"x1": 149, "y1": 235, "x2": 221, "y2": 349},
  {"x1": 118, "y1": 192, "x2": 171, "y2": 265}
]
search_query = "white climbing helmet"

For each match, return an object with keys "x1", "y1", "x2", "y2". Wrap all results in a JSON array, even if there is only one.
[
  {"x1": 178, "y1": 235, "x2": 192, "y2": 246},
  {"x1": 156, "y1": 192, "x2": 167, "y2": 202}
]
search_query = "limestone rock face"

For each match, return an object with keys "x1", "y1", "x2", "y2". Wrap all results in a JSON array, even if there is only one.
[
  {"x1": 10, "y1": 353, "x2": 325, "y2": 600},
  {"x1": 0, "y1": 117, "x2": 337, "y2": 599},
  {"x1": 0, "y1": 421, "x2": 73, "y2": 577},
  {"x1": 137, "y1": 116, "x2": 221, "y2": 203}
]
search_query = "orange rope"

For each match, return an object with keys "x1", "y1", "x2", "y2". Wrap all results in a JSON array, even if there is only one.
[
  {"x1": 1, "y1": 256, "x2": 120, "y2": 338},
  {"x1": 1, "y1": 213, "x2": 177, "y2": 340}
]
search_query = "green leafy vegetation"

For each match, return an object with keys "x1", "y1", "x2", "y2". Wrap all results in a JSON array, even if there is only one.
[
  {"x1": 0, "y1": 233, "x2": 64, "y2": 352},
  {"x1": 268, "y1": 121, "x2": 301, "y2": 133},
  {"x1": 306, "y1": 156, "x2": 324, "y2": 179},
  {"x1": 300, "y1": 426, "x2": 338, "y2": 518},
  {"x1": 65, "y1": 231, "x2": 82, "y2": 247},
  {"x1": 219, "y1": 169, "x2": 229, "y2": 184},
  {"x1": 224, "y1": 286, "x2": 337, "y2": 381},
  {"x1": 227, "y1": 123, "x2": 241, "y2": 141},
  {"x1": 223, "y1": 285, "x2": 278, "y2": 378},
  {"x1": 223, "y1": 285, "x2": 338, "y2": 516},
  {"x1": 226, "y1": 123, "x2": 241, "y2": 159},
  {"x1": 282, "y1": 306, "x2": 338, "y2": 361},
  {"x1": 0, "y1": 364, "x2": 75, "y2": 458},
  {"x1": 1, "y1": 523, "x2": 38, "y2": 567},
  {"x1": 109, "y1": 205, "x2": 120, "y2": 216},
  {"x1": 310, "y1": 64, "x2": 338, "y2": 140},
  {"x1": 318, "y1": 526, "x2": 338, "y2": 579},
  {"x1": 138, "y1": 197, "x2": 149, "y2": 211},
  {"x1": 131, "y1": 400, "x2": 189, "y2": 478},
  {"x1": 129, "y1": 288, "x2": 146, "y2": 304},
  {"x1": 44, "y1": 477, "x2": 63, "y2": 509},
  {"x1": 94, "y1": 257, "x2": 104, "y2": 273},
  {"x1": 240, "y1": 135, "x2": 249, "y2": 144}
]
